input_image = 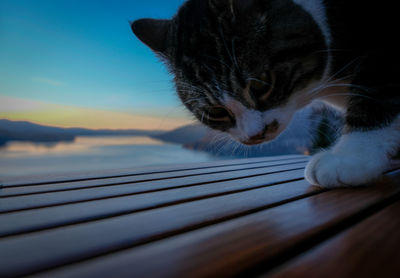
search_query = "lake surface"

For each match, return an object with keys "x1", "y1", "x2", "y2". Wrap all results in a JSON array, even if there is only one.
[{"x1": 0, "y1": 136, "x2": 232, "y2": 178}]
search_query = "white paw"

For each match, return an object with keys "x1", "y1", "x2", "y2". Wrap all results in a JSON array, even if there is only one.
[{"x1": 305, "y1": 150, "x2": 389, "y2": 188}]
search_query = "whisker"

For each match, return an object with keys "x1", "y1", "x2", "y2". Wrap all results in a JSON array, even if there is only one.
[
  {"x1": 231, "y1": 37, "x2": 241, "y2": 72},
  {"x1": 318, "y1": 91, "x2": 380, "y2": 103},
  {"x1": 313, "y1": 48, "x2": 354, "y2": 55},
  {"x1": 325, "y1": 57, "x2": 361, "y2": 83},
  {"x1": 180, "y1": 98, "x2": 204, "y2": 105},
  {"x1": 246, "y1": 77, "x2": 273, "y2": 86}
]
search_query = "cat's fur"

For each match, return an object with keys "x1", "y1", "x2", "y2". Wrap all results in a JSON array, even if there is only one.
[{"x1": 131, "y1": 0, "x2": 400, "y2": 187}]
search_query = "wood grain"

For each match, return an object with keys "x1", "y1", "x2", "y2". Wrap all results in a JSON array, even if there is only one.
[
  {"x1": 32, "y1": 182, "x2": 400, "y2": 278},
  {"x1": 0, "y1": 169, "x2": 308, "y2": 237},
  {"x1": 0, "y1": 157, "x2": 398, "y2": 278},
  {"x1": 0, "y1": 155, "x2": 305, "y2": 187},
  {"x1": 0, "y1": 163, "x2": 307, "y2": 213},
  {"x1": 0, "y1": 178, "x2": 318, "y2": 277},
  {"x1": 265, "y1": 200, "x2": 400, "y2": 278},
  {"x1": 0, "y1": 157, "x2": 307, "y2": 197}
]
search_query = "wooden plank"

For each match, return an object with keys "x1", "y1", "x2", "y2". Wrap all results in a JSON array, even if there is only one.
[
  {"x1": 0, "y1": 155, "x2": 305, "y2": 187},
  {"x1": 0, "y1": 157, "x2": 308, "y2": 197},
  {"x1": 0, "y1": 163, "x2": 307, "y2": 213},
  {"x1": 0, "y1": 169, "x2": 307, "y2": 237},
  {"x1": 30, "y1": 177, "x2": 400, "y2": 278},
  {"x1": 265, "y1": 200, "x2": 400, "y2": 278},
  {"x1": 0, "y1": 178, "x2": 320, "y2": 277}
]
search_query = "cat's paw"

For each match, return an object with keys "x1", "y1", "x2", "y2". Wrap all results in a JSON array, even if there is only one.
[{"x1": 305, "y1": 150, "x2": 388, "y2": 188}]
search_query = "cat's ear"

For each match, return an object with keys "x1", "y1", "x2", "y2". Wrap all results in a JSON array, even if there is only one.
[{"x1": 131, "y1": 19, "x2": 171, "y2": 54}]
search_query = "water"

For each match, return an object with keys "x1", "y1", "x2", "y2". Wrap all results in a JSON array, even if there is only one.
[{"x1": 0, "y1": 136, "x2": 229, "y2": 178}]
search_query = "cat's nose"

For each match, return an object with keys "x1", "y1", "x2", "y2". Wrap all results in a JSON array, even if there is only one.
[
  {"x1": 242, "y1": 130, "x2": 266, "y2": 146},
  {"x1": 243, "y1": 121, "x2": 280, "y2": 145},
  {"x1": 249, "y1": 131, "x2": 266, "y2": 141}
]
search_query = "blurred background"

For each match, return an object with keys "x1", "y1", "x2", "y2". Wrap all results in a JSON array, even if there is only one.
[{"x1": 0, "y1": 0, "x2": 342, "y2": 178}]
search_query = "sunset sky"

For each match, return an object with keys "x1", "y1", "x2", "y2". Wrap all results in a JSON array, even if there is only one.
[{"x1": 0, "y1": 0, "x2": 192, "y2": 130}]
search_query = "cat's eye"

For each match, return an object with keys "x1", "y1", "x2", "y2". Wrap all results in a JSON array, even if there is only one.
[
  {"x1": 249, "y1": 71, "x2": 274, "y2": 101},
  {"x1": 203, "y1": 106, "x2": 235, "y2": 131},
  {"x1": 206, "y1": 106, "x2": 233, "y2": 122}
]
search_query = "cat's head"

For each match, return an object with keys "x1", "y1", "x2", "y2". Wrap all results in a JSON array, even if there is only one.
[{"x1": 131, "y1": 0, "x2": 329, "y2": 145}]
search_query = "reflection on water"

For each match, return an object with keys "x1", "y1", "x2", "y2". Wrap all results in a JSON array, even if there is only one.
[
  {"x1": 1, "y1": 136, "x2": 164, "y2": 157},
  {"x1": 0, "y1": 136, "x2": 225, "y2": 177}
]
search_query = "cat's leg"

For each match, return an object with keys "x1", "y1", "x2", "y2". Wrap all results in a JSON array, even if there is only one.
[
  {"x1": 305, "y1": 117, "x2": 400, "y2": 187},
  {"x1": 307, "y1": 52, "x2": 400, "y2": 187}
]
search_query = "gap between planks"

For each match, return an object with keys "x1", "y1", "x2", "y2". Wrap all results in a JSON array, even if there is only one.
[
  {"x1": 0, "y1": 163, "x2": 307, "y2": 213},
  {"x1": 0, "y1": 155, "x2": 307, "y2": 188},
  {"x1": 0, "y1": 158, "x2": 308, "y2": 198},
  {"x1": 29, "y1": 170, "x2": 400, "y2": 278}
]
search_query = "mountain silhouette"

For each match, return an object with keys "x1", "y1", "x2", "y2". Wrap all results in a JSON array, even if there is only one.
[{"x1": 0, "y1": 119, "x2": 162, "y2": 146}]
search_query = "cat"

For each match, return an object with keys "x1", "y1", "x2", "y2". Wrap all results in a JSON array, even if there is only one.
[{"x1": 131, "y1": 0, "x2": 400, "y2": 188}]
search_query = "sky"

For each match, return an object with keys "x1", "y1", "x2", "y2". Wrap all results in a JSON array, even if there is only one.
[{"x1": 0, "y1": 0, "x2": 192, "y2": 130}]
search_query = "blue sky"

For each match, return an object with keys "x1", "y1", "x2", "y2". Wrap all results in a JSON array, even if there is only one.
[{"x1": 0, "y1": 0, "x2": 190, "y2": 129}]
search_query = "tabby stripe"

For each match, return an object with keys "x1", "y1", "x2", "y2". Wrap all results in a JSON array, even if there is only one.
[
  {"x1": 271, "y1": 43, "x2": 325, "y2": 65},
  {"x1": 290, "y1": 66, "x2": 323, "y2": 93}
]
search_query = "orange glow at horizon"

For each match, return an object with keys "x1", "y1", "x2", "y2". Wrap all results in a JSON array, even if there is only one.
[{"x1": 0, "y1": 95, "x2": 193, "y2": 131}]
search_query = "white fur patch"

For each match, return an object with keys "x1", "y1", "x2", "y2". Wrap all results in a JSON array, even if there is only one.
[
  {"x1": 222, "y1": 95, "x2": 263, "y2": 141},
  {"x1": 222, "y1": 79, "x2": 322, "y2": 143},
  {"x1": 222, "y1": 94, "x2": 299, "y2": 142},
  {"x1": 292, "y1": 0, "x2": 332, "y2": 81},
  {"x1": 305, "y1": 116, "x2": 400, "y2": 187},
  {"x1": 292, "y1": 0, "x2": 331, "y2": 47}
]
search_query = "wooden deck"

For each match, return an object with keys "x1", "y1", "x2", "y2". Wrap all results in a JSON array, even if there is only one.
[{"x1": 0, "y1": 154, "x2": 399, "y2": 278}]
